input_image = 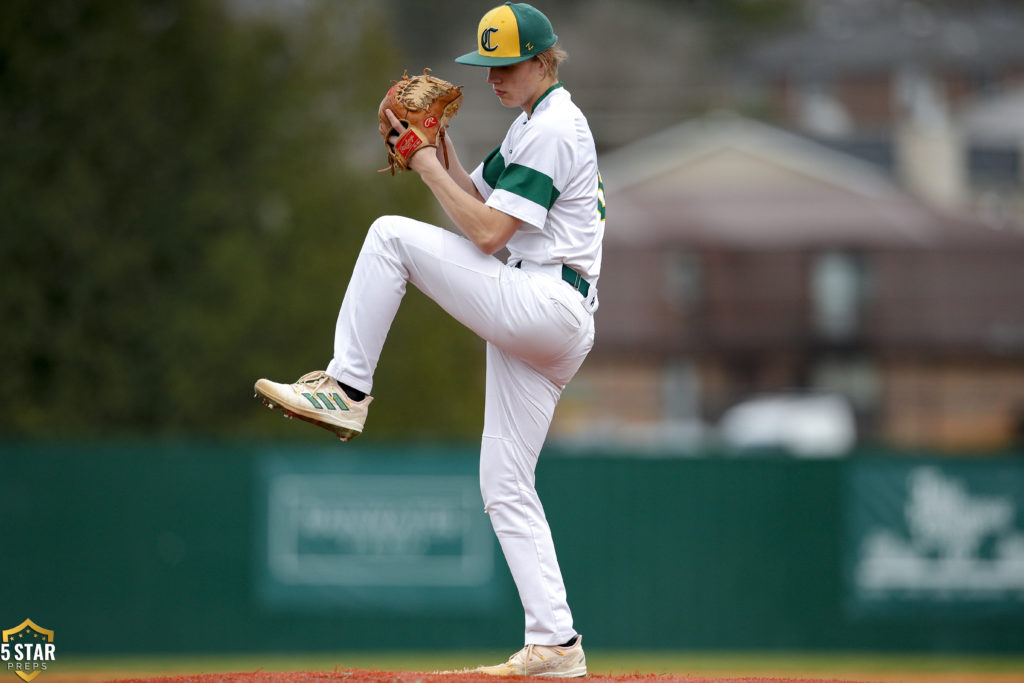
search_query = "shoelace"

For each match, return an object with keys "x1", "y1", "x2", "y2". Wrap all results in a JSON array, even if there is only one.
[
  {"x1": 296, "y1": 371, "x2": 333, "y2": 392},
  {"x1": 511, "y1": 644, "x2": 546, "y2": 667}
]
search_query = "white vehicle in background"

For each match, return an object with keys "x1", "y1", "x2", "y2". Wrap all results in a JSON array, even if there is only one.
[{"x1": 719, "y1": 392, "x2": 857, "y2": 457}]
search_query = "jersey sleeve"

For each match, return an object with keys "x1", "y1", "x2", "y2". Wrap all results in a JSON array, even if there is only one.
[
  {"x1": 483, "y1": 121, "x2": 574, "y2": 230},
  {"x1": 470, "y1": 146, "x2": 500, "y2": 201}
]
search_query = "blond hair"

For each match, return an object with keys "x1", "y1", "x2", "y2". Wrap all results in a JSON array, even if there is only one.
[{"x1": 536, "y1": 43, "x2": 568, "y2": 80}]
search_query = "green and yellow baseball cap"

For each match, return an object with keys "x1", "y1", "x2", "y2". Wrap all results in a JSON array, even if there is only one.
[{"x1": 455, "y1": 2, "x2": 558, "y2": 67}]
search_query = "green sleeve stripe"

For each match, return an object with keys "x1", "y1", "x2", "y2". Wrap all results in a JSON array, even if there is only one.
[
  {"x1": 495, "y1": 163, "x2": 560, "y2": 210},
  {"x1": 482, "y1": 146, "x2": 505, "y2": 188}
]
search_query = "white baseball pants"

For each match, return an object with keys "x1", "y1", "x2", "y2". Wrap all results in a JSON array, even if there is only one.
[{"x1": 326, "y1": 215, "x2": 595, "y2": 645}]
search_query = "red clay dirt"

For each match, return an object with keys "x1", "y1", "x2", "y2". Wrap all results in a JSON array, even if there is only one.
[
  {"x1": 45, "y1": 670, "x2": 1024, "y2": 683},
  {"x1": 100, "y1": 673, "x2": 869, "y2": 683}
]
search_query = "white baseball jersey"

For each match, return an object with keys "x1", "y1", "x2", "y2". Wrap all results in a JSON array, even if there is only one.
[{"x1": 471, "y1": 84, "x2": 605, "y2": 289}]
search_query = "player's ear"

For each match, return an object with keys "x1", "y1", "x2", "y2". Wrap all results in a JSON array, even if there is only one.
[{"x1": 535, "y1": 55, "x2": 551, "y2": 80}]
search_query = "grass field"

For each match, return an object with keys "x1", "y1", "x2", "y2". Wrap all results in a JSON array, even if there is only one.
[{"x1": 37, "y1": 650, "x2": 1024, "y2": 683}]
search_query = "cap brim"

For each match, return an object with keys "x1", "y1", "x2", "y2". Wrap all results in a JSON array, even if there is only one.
[{"x1": 454, "y1": 50, "x2": 537, "y2": 67}]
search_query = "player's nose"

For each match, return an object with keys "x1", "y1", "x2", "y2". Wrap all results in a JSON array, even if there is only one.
[{"x1": 487, "y1": 67, "x2": 500, "y2": 83}]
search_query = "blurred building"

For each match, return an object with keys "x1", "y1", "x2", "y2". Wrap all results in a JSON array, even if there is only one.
[
  {"x1": 550, "y1": 1, "x2": 1024, "y2": 455},
  {"x1": 745, "y1": 0, "x2": 1024, "y2": 220},
  {"x1": 553, "y1": 111, "x2": 1024, "y2": 453}
]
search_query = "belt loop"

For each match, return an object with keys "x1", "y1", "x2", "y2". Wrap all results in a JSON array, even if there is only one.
[
  {"x1": 561, "y1": 264, "x2": 590, "y2": 298},
  {"x1": 516, "y1": 260, "x2": 593, "y2": 298}
]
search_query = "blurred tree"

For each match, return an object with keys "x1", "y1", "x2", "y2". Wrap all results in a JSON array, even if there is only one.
[{"x1": 0, "y1": 0, "x2": 485, "y2": 441}]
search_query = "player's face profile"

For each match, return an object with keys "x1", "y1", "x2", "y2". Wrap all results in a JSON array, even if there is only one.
[{"x1": 486, "y1": 59, "x2": 545, "y2": 110}]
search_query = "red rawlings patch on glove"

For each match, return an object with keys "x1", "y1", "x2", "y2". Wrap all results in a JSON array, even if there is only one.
[{"x1": 395, "y1": 129, "x2": 423, "y2": 161}]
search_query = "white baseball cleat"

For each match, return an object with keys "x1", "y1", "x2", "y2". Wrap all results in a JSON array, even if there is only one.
[
  {"x1": 254, "y1": 370, "x2": 371, "y2": 441},
  {"x1": 474, "y1": 636, "x2": 586, "y2": 678}
]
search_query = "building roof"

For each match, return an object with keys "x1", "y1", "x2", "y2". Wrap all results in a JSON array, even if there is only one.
[{"x1": 602, "y1": 111, "x2": 1023, "y2": 251}]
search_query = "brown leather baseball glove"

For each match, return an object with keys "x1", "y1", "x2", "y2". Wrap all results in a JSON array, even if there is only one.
[{"x1": 378, "y1": 69, "x2": 463, "y2": 174}]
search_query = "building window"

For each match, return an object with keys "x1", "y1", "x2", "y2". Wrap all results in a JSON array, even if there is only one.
[
  {"x1": 664, "y1": 251, "x2": 701, "y2": 314},
  {"x1": 811, "y1": 251, "x2": 869, "y2": 341}
]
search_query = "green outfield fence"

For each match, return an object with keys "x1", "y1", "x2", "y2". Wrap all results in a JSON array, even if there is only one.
[{"x1": 1, "y1": 441, "x2": 1022, "y2": 655}]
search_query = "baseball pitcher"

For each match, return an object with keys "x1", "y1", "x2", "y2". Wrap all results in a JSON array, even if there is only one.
[{"x1": 254, "y1": 3, "x2": 604, "y2": 676}]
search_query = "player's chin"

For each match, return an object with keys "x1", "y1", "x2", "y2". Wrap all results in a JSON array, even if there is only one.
[{"x1": 493, "y1": 91, "x2": 515, "y2": 107}]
